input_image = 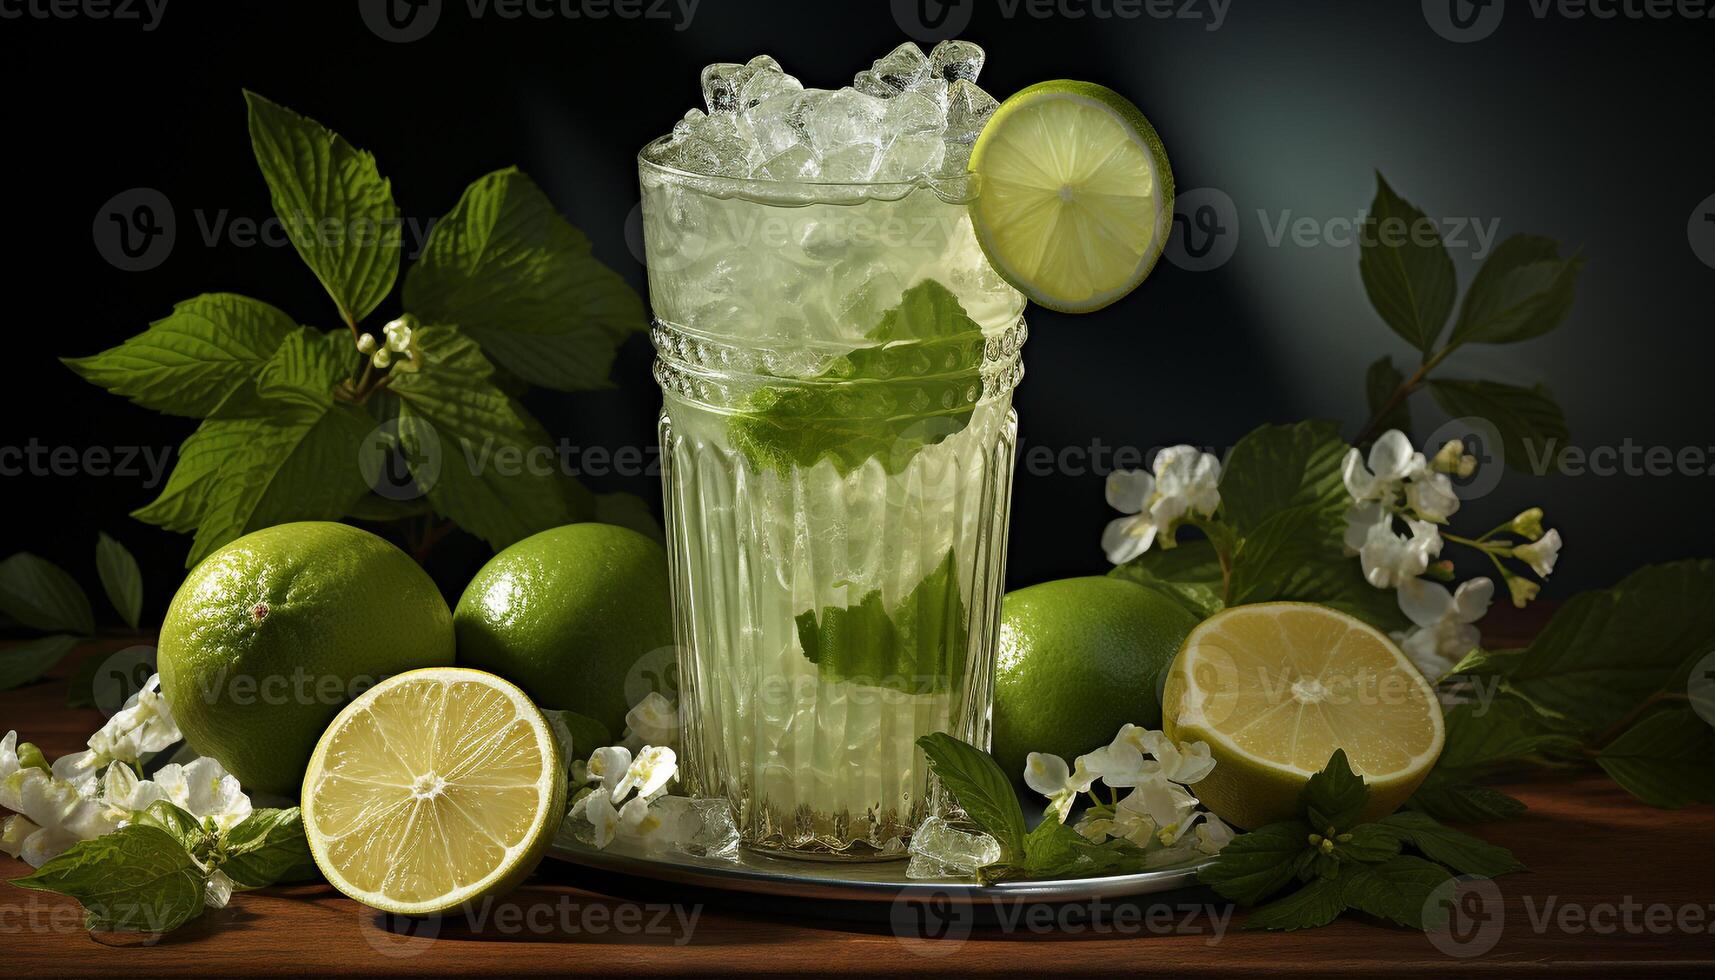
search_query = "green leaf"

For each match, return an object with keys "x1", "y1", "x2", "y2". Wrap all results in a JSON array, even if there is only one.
[
  {"x1": 1228, "y1": 505, "x2": 1327, "y2": 606},
  {"x1": 1364, "y1": 355, "x2": 1413, "y2": 436},
  {"x1": 1426, "y1": 378, "x2": 1567, "y2": 476},
  {"x1": 220, "y1": 807, "x2": 320, "y2": 888},
  {"x1": 1199, "y1": 820, "x2": 1312, "y2": 906},
  {"x1": 1494, "y1": 560, "x2": 1715, "y2": 733},
  {"x1": 1339, "y1": 855, "x2": 1451, "y2": 929},
  {"x1": 1449, "y1": 235, "x2": 1584, "y2": 346},
  {"x1": 62, "y1": 294, "x2": 298, "y2": 419},
  {"x1": 0, "y1": 635, "x2": 79, "y2": 692},
  {"x1": 12, "y1": 824, "x2": 206, "y2": 933},
  {"x1": 728, "y1": 280, "x2": 986, "y2": 477},
  {"x1": 1415, "y1": 696, "x2": 1581, "y2": 814},
  {"x1": 1259, "y1": 554, "x2": 1410, "y2": 633},
  {"x1": 245, "y1": 91, "x2": 400, "y2": 326},
  {"x1": 915, "y1": 733, "x2": 1028, "y2": 862},
  {"x1": 0, "y1": 553, "x2": 94, "y2": 634},
  {"x1": 1596, "y1": 707, "x2": 1715, "y2": 809},
  {"x1": 1108, "y1": 538, "x2": 1226, "y2": 619},
  {"x1": 133, "y1": 800, "x2": 211, "y2": 856},
  {"x1": 797, "y1": 550, "x2": 967, "y2": 694},
  {"x1": 1406, "y1": 780, "x2": 1527, "y2": 823},
  {"x1": 255, "y1": 327, "x2": 350, "y2": 416},
  {"x1": 1303, "y1": 749, "x2": 1368, "y2": 833},
  {"x1": 388, "y1": 325, "x2": 593, "y2": 550},
  {"x1": 1218, "y1": 421, "x2": 1349, "y2": 533},
  {"x1": 1358, "y1": 174, "x2": 1456, "y2": 354},
  {"x1": 95, "y1": 533, "x2": 144, "y2": 630},
  {"x1": 1242, "y1": 875, "x2": 1347, "y2": 931},
  {"x1": 1376, "y1": 810, "x2": 1524, "y2": 876},
  {"x1": 1337, "y1": 823, "x2": 1403, "y2": 864},
  {"x1": 404, "y1": 167, "x2": 643, "y2": 392}
]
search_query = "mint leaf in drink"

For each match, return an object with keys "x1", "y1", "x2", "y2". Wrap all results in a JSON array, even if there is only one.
[
  {"x1": 1375, "y1": 811, "x2": 1524, "y2": 877},
  {"x1": 915, "y1": 733, "x2": 1028, "y2": 862},
  {"x1": 0, "y1": 635, "x2": 78, "y2": 692},
  {"x1": 1198, "y1": 820, "x2": 1311, "y2": 906},
  {"x1": 404, "y1": 167, "x2": 644, "y2": 392},
  {"x1": 1107, "y1": 538, "x2": 1225, "y2": 619},
  {"x1": 62, "y1": 294, "x2": 298, "y2": 419},
  {"x1": 1364, "y1": 356, "x2": 1412, "y2": 436},
  {"x1": 245, "y1": 92, "x2": 400, "y2": 328},
  {"x1": 796, "y1": 550, "x2": 967, "y2": 694},
  {"x1": 220, "y1": 808, "x2": 319, "y2": 888},
  {"x1": 728, "y1": 279, "x2": 986, "y2": 477},
  {"x1": 12, "y1": 825, "x2": 206, "y2": 934},
  {"x1": 1303, "y1": 749, "x2": 1368, "y2": 833},
  {"x1": 0, "y1": 552, "x2": 94, "y2": 635},
  {"x1": 390, "y1": 325, "x2": 593, "y2": 550},
  {"x1": 1426, "y1": 378, "x2": 1567, "y2": 476},
  {"x1": 1595, "y1": 707, "x2": 1715, "y2": 809},
  {"x1": 95, "y1": 533, "x2": 144, "y2": 630},
  {"x1": 1448, "y1": 234, "x2": 1584, "y2": 347},
  {"x1": 1358, "y1": 173, "x2": 1455, "y2": 354}
]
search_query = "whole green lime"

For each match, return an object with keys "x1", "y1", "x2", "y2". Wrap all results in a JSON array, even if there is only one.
[
  {"x1": 454, "y1": 523, "x2": 674, "y2": 735},
  {"x1": 158, "y1": 522, "x2": 455, "y2": 796},
  {"x1": 991, "y1": 577, "x2": 1199, "y2": 782}
]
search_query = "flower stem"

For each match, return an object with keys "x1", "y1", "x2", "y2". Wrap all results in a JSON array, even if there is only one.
[{"x1": 1354, "y1": 345, "x2": 1456, "y2": 446}]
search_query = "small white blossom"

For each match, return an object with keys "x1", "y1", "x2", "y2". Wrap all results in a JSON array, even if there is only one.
[
  {"x1": 1513, "y1": 529, "x2": 1562, "y2": 578},
  {"x1": 1393, "y1": 577, "x2": 1493, "y2": 679},
  {"x1": 371, "y1": 348, "x2": 393, "y2": 370},
  {"x1": 1075, "y1": 742, "x2": 1148, "y2": 789},
  {"x1": 1119, "y1": 773, "x2": 1201, "y2": 847},
  {"x1": 1101, "y1": 446, "x2": 1222, "y2": 563},
  {"x1": 1023, "y1": 752, "x2": 1094, "y2": 822},
  {"x1": 583, "y1": 788, "x2": 620, "y2": 848},
  {"x1": 1193, "y1": 812, "x2": 1236, "y2": 855},
  {"x1": 586, "y1": 746, "x2": 632, "y2": 795},
  {"x1": 355, "y1": 333, "x2": 377, "y2": 355},
  {"x1": 103, "y1": 758, "x2": 252, "y2": 832},
  {"x1": 624, "y1": 693, "x2": 680, "y2": 749},
  {"x1": 1405, "y1": 469, "x2": 1460, "y2": 522},
  {"x1": 383, "y1": 317, "x2": 414, "y2": 353},
  {"x1": 1343, "y1": 430, "x2": 1423, "y2": 504},
  {"x1": 51, "y1": 674, "x2": 181, "y2": 790},
  {"x1": 614, "y1": 746, "x2": 677, "y2": 802},
  {"x1": 1347, "y1": 505, "x2": 1442, "y2": 588},
  {"x1": 1135, "y1": 729, "x2": 1216, "y2": 786}
]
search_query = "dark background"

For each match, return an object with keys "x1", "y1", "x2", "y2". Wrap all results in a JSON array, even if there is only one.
[{"x1": 2, "y1": 0, "x2": 1711, "y2": 622}]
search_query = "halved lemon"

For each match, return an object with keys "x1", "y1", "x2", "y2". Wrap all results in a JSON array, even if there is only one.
[
  {"x1": 301, "y1": 667, "x2": 567, "y2": 915},
  {"x1": 967, "y1": 80, "x2": 1173, "y2": 313},
  {"x1": 1162, "y1": 603, "x2": 1444, "y2": 830}
]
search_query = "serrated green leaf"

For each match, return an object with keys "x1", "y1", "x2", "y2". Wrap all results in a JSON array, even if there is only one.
[
  {"x1": 1337, "y1": 823, "x2": 1402, "y2": 864},
  {"x1": 133, "y1": 801, "x2": 211, "y2": 856},
  {"x1": 728, "y1": 280, "x2": 985, "y2": 477},
  {"x1": 1228, "y1": 505, "x2": 1326, "y2": 606},
  {"x1": 1242, "y1": 875, "x2": 1347, "y2": 931},
  {"x1": 1596, "y1": 707, "x2": 1715, "y2": 809},
  {"x1": 1377, "y1": 810, "x2": 1524, "y2": 876},
  {"x1": 220, "y1": 807, "x2": 319, "y2": 888},
  {"x1": 1108, "y1": 538, "x2": 1226, "y2": 619},
  {"x1": 1218, "y1": 421, "x2": 1349, "y2": 534},
  {"x1": 245, "y1": 91, "x2": 400, "y2": 326},
  {"x1": 1426, "y1": 378, "x2": 1567, "y2": 476},
  {"x1": 255, "y1": 327, "x2": 351, "y2": 416},
  {"x1": 0, "y1": 553, "x2": 94, "y2": 634},
  {"x1": 388, "y1": 326, "x2": 594, "y2": 550},
  {"x1": 1358, "y1": 174, "x2": 1456, "y2": 354},
  {"x1": 916, "y1": 733, "x2": 1028, "y2": 862},
  {"x1": 1261, "y1": 554, "x2": 1411, "y2": 633},
  {"x1": 0, "y1": 634, "x2": 79, "y2": 691},
  {"x1": 12, "y1": 825, "x2": 205, "y2": 933},
  {"x1": 1495, "y1": 560, "x2": 1715, "y2": 733},
  {"x1": 1304, "y1": 749, "x2": 1368, "y2": 833},
  {"x1": 1340, "y1": 855, "x2": 1450, "y2": 929},
  {"x1": 1449, "y1": 235, "x2": 1584, "y2": 346},
  {"x1": 62, "y1": 293, "x2": 298, "y2": 419},
  {"x1": 404, "y1": 167, "x2": 643, "y2": 392},
  {"x1": 797, "y1": 550, "x2": 966, "y2": 694},
  {"x1": 95, "y1": 532, "x2": 144, "y2": 629},
  {"x1": 1435, "y1": 698, "x2": 1581, "y2": 772},
  {"x1": 1406, "y1": 779, "x2": 1528, "y2": 823},
  {"x1": 1199, "y1": 820, "x2": 1312, "y2": 906},
  {"x1": 1364, "y1": 355, "x2": 1413, "y2": 436}
]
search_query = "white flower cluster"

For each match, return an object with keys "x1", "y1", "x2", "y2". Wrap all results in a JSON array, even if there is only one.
[
  {"x1": 1025, "y1": 724, "x2": 1233, "y2": 866},
  {"x1": 1, "y1": 676, "x2": 252, "y2": 907},
  {"x1": 1342, "y1": 431, "x2": 1563, "y2": 679},
  {"x1": 569, "y1": 744, "x2": 683, "y2": 850},
  {"x1": 356, "y1": 317, "x2": 422, "y2": 373},
  {"x1": 1101, "y1": 446, "x2": 1223, "y2": 563}
]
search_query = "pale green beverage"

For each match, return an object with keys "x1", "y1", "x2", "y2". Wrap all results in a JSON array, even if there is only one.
[{"x1": 640, "y1": 42, "x2": 1026, "y2": 859}]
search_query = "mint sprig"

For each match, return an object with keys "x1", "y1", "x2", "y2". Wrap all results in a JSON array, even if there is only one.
[
  {"x1": 1199, "y1": 750, "x2": 1524, "y2": 932},
  {"x1": 796, "y1": 550, "x2": 967, "y2": 694}
]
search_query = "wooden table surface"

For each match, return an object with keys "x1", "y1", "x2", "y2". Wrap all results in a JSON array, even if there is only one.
[{"x1": 6, "y1": 637, "x2": 1714, "y2": 977}]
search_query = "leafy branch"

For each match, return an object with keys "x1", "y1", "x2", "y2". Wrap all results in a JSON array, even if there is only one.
[{"x1": 0, "y1": 535, "x2": 147, "y2": 692}]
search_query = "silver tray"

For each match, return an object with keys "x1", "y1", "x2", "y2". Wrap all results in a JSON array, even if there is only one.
[{"x1": 547, "y1": 836, "x2": 1216, "y2": 905}]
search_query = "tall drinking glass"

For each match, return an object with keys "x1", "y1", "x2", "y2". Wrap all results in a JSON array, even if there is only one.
[{"x1": 640, "y1": 146, "x2": 1026, "y2": 859}]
